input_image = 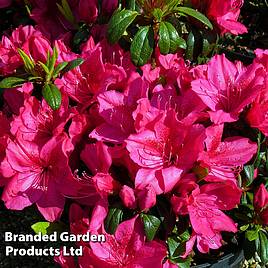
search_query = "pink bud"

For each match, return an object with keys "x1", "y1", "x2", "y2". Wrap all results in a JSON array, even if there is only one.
[
  {"x1": 119, "y1": 185, "x2": 137, "y2": 209},
  {"x1": 137, "y1": 185, "x2": 156, "y2": 211},
  {"x1": 254, "y1": 184, "x2": 268, "y2": 210}
]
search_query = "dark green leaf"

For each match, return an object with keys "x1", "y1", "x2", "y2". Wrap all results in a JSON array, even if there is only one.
[
  {"x1": 61, "y1": 58, "x2": 84, "y2": 75},
  {"x1": 107, "y1": 9, "x2": 138, "y2": 44},
  {"x1": 244, "y1": 165, "x2": 255, "y2": 186},
  {"x1": 130, "y1": 26, "x2": 154, "y2": 66},
  {"x1": 104, "y1": 207, "x2": 123, "y2": 234},
  {"x1": 159, "y1": 21, "x2": 186, "y2": 54},
  {"x1": 170, "y1": 257, "x2": 192, "y2": 268},
  {"x1": 176, "y1": 7, "x2": 213, "y2": 30},
  {"x1": 185, "y1": 29, "x2": 202, "y2": 61},
  {"x1": 42, "y1": 84, "x2": 62, "y2": 110},
  {"x1": 258, "y1": 230, "x2": 268, "y2": 264},
  {"x1": 141, "y1": 213, "x2": 161, "y2": 241},
  {"x1": 0, "y1": 77, "x2": 26, "y2": 88}
]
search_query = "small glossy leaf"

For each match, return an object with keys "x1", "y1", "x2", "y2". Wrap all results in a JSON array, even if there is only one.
[
  {"x1": 258, "y1": 230, "x2": 268, "y2": 264},
  {"x1": 61, "y1": 58, "x2": 84, "y2": 75},
  {"x1": 246, "y1": 227, "x2": 261, "y2": 241},
  {"x1": 141, "y1": 213, "x2": 161, "y2": 241},
  {"x1": 159, "y1": 21, "x2": 186, "y2": 54},
  {"x1": 130, "y1": 26, "x2": 154, "y2": 66},
  {"x1": 0, "y1": 77, "x2": 26, "y2": 88},
  {"x1": 31, "y1": 222, "x2": 50, "y2": 235},
  {"x1": 107, "y1": 9, "x2": 138, "y2": 44},
  {"x1": 104, "y1": 207, "x2": 123, "y2": 234},
  {"x1": 176, "y1": 7, "x2": 213, "y2": 30},
  {"x1": 244, "y1": 165, "x2": 255, "y2": 186},
  {"x1": 31, "y1": 221, "x2": 67, "y2": 235},
  {"x1": 42, "y1": 84, "x2": 62, "y2": 110}
]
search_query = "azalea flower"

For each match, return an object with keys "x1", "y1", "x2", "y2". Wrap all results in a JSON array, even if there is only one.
[
  {"x1": 1, "y1": 135, "x2": 78, "y2": 221},
  {"x1": 80, "y1": 216, "x2": 167, "y2": 268},
  {"x1": 191, "y1": 54, "x2": 265, "y2": 124},
  {"x1": 172, "y1": 181, "x2": 241, "y2": 253},
  {"x1": 126, "y1": 109, "x2": 206, "y2": 194},
  {"x1": 198, "y1": 124, "x2": 257, "y2": 183},
  {"x1": 191, "y1": 0, "x2": 247, "y2": 35},
  {"x1": 11, "y1": 95, "x2": 74, "y2": 147}
]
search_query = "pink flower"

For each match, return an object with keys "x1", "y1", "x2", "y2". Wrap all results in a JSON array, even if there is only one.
[
  {"x1": 90, "y1": 74, "x2": 148, "y2": 143},
  {"x1": 191, "y1": 54, "x2": 265, "y2": 124},
  {"x1": 191, "y1": 0, "x2": 247, "y2": 35},
  {"x1": 80, "y1": 216, "x2": 166, "y2": 268},
  {"x1": 198, "y1": 124, "x2": 257, "y2": 183},
  {"x1": 172, "y1": 182, "x2": 241, "y2": 253},
  {"x1": 246, "y1": 49, "x2": 268, "y2": 135},
  {"x1": 0, "y1": 25, "x2": 40, "y2": 74},
  {"x1": 11, "y1": 96, "x2": 74, "y2": 147},
  {"x1": 58, "y1": 47, "x2": 128, "y2": 109},
  {"x1": 254, "y1": 184, "x2": 268, "y2": 225},
  {"x1": 1, "y1": 135, "x2": 78, "y2": 221},
  {"x1": 126, "y1": 109, "x2": 205, "y2": 194}
]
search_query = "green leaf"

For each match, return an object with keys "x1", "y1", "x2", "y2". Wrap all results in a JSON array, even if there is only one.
[
  {"x1": 130, "y1": 26, "x2": 154, "y2": 66},
  {"x1": 170, "y1": 257, "x2": 192, "y2": 268},
  {"x1": 141, "y1": 213, "x2": 161, "y2": 241},
  {"x1": 31, "y1": 221, "x2": 67, "y2": 235},
  {"x1": 258, "y1": 230, "x2": 268, "y2": 264},
  {"x1": 18, "y1": 48, "x2": 35, "y2": 73},
  {"x1": 0, "y1": 77, "x2": 26, "y2": 88},
  {"x1": 246, "y1": 226, "x2": 261, "y2": 241},
  {"x1": 53, "y1": 62, "x2": 69, "y2": 78},
  {"x1": 159, "y1": 21, "x2": 186, "y2": 54},
  {"x1": 240, "y1": 224, "x2": 249, "y2": 231},
  {"x1": 61, "y1": 58, "x2": 84, "y2": 75},
  {"x1": 31, "y1": 222, "x2": 50, "y2": 235},
  {"x1": 104, "y1": 207, "x2": 123, "y2": 234},
  {"x1": 176, "y1": 7, "x2": 213, "y2": 30},
  {"x1": 57, "y1": 0, "x2": 76, "y2": 24},
  {"x1": 37, "y1": 61, "x2": 50, "y2": 75},
  {"x1": 49, "y1": 46, "x2": 58, "y2": 73},
  {"x1": 107, "y1": 9, "x2": 138, "y2": 44},
  {"x1": 152, "y1": 8, "x2": 164, "y2": 22},
  {"x1": 42, "y1": 84, "x2": 62, "y2": 110},
  {"x1": 185, "y1": 29, "x2": 202, "y2": 61},
  {"x1": 244, "y1": 165, "x2": 255, "y2": 186}
]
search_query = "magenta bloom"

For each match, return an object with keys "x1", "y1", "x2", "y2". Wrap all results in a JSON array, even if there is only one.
[
  {"x1": 11, "y1": 96, "x2": 74, "y2": 147},
  {"x1": 191, "y1": 0, "x2": 247, "y2": 35},
  {"x1": 198, "y1": 124, "x2": 257, "y2": 183},
  {"x1": 254, "y1": 184, "x2": 268, "y2": 225},
  {"x1": 80, "y1": 216, "x2": 166, "y2": 268},
  {"x1": 172, "y1": 182, "x2": 241, "y2": 253},
  {"x1": 126, "y1": 109, "x2": 205, "y2": 194},
  {"x1": 191, "y1": 54, "x2": 265, "y2": 124},
  {"x1": 2, "y1": 135, "x2": 78, "y2": 221}
]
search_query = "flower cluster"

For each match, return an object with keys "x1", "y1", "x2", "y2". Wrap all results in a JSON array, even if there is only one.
[{"x1": 0, "y1": 0, "x2": 267, "y2": 267}]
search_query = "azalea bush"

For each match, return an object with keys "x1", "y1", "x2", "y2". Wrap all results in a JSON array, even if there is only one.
[{"x1": 0, "y1": 0, "x2": 268, "y2": 267}]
